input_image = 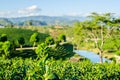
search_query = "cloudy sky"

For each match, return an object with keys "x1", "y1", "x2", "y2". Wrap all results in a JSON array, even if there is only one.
[{"x1": 0, "y1": 0, "x2": 120, "y2": 17}]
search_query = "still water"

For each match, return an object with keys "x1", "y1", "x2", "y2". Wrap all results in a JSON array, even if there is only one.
[{"x1": 74, "y1": 50, "x2": 111, "y2": 63}]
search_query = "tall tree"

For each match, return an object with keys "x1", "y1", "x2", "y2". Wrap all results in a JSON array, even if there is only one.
[
  {"x1": 86, "y1": 13, "x2": 116, "y2": 63},
  {"x1": 74, "y1": 12, "x2": 117, "y2": 63}
]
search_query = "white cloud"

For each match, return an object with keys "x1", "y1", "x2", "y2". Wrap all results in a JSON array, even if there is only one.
[
  {"x1": 0, "y1": 11, "x2": 12, "y2": 17},
  {"x1": 18, "y1": 5, "x2": 41, "y2": 15},
  {"x1": 65, "y1": 12, "x2": 91, "y2": 17},
  {"x1": 0, "y1": 5, "x2": 41, "y2": 18}
]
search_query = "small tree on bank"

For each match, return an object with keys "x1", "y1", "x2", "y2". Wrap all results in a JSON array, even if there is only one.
[{"x1": 18, "y1": 37, "x2": 25, "y2": 49}]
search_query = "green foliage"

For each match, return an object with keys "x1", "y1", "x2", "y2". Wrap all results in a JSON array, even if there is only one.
[
  {"x1": 103, "y1": 37, "x2": 120, "y2": 55},
  {"x1": 17, "y1": 37, "x2": 25, "y2": 49},
  {"x1": 1, "y1": 41, "x2": 11, "y2": 57},
  {"x1": 18, "y1": 37, "x2": 25, "y2": 46},
  {"x1": 30, "y1": 32, "x2": 39, "y2": 47},
  {"x1": 45, "y1": 36, "x2": 54, "y2": 45},
  {"x1": 62, "y1": 43, "x2": 73, "y2": 52},
  {"x1": 35, "y1": 43, "x2": 51, "y2": 58},
  {"x1": 113, "y1": 37, "x2": 120, "y2": 50},
  {"x1": 50, "y1": 61, "x2": 120, "y2": 80},
  {"x1": 0, "y1": 57, "x2": 120, "y2": 80},
  {"x1": 55, "y1": 40, "x2": 60, "y2": 47},
  {"x1": 49, "y1": 45, "x2": 74, "y2": 60},
  {"x1": 30, "y1": 32, "x2": 39, "y2": 43},
  {"x1": 35, "y1": 42, "x2": 74, "y2": 60},
  {"x1": 0, "y1": 34, "x2": 7, "y2": 42},
  {"x1": 116, "y1": 51, "x2": 120, "y2": 56},
  {"x1": 0, "y1": 42, "x2": 3, "y2": 54},
  {"x1": 58, "y1": 34, "x2": 66, "y2": 42},
  {"x1": 103, "y1": 38, "x2": 115, "y2": 50}
]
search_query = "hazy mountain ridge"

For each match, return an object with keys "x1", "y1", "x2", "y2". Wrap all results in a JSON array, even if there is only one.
[
  {"x1": 0, "y1": 18, "x2": 13, "y2": 26},
  {"x1": 0, "y1": 15, "x2": 86, "y2": 26}
]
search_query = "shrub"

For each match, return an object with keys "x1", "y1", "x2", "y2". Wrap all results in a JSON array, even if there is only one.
[
  {"x1": 30, "y1": 32, "x2": 39, "y2": 48},
  {"x1": 58, "y1": 34, "x2": 66, "y2": 42},
  {"x1": 45, "y1": 36, "x2": 54, "y2": 45},
  {"x1": 18, "y1": 37, "x2": 25, "y2": 48},
  {"x1": 0, "y1": 34, "x2": 7, "y2": 42}
]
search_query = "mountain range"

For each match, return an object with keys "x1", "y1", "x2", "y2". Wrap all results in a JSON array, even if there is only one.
[{"x1": 0, "y1": 15, "x2": 86, "y2": 26}]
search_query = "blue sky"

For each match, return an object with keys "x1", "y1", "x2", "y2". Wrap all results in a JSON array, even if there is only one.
[{"x1": 0, "y1": 0, "x2": 120, "y2": 17}]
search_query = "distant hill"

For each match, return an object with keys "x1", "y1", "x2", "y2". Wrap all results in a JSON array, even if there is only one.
[
  {"x1": 0, "y1": 15, "x2": 86, "y2": 26},
  {"x1": 0, "y1": 18, "x2": 13, "y2": 26},
  {"x1": 15, "y1": 20, "x2": 47, "y2": 26}
]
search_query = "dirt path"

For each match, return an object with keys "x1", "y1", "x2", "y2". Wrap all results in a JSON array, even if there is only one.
[{"x1": 16, "y1": 47, "x2": 37, "y2": 50}]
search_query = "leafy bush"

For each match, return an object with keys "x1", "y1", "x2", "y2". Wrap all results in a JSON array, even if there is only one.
[
  {"x1": 62, "y1": 43, "x2": 73, "y2": 52},
  {"x1": 0, "y1": 41, "x2": 12, "y2": 58},
  {"x1": 18, "y1": 37, "x2": 25, "y2": 48},
  {"x1": 48, "y1": 45, "x2": 74, "y2": 60},
  {"x1": 58, "y1": 34, "x2": 66, "y2": 42},
  {"x1": 30, "y1": 32, "x2": 39, "y2": 47},
  {"x1": 0, "y1": 34, "x2": 7, "y2": 42},
  {"x1": 45, "y1": 36, "x2": 54, "y2": 45},
  {"x1": 35, "y1": 43, "x2": 51, "y2": 58}
]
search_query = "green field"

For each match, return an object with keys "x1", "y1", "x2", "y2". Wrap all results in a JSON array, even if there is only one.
[{"x1": 0, "y1": 28, "x2": 49, "y2": 46}]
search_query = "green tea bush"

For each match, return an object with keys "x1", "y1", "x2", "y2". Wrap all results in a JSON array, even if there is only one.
[{"x1": 0, "y1": 57, "x2": 120, "y2": 80}]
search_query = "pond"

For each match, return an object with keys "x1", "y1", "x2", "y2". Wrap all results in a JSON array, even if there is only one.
[{"x1": 74, "y1": 50, "x2": 111, "y2": 63}]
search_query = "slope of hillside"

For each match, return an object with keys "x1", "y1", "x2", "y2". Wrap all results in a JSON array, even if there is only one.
[{"x1": 0, "y1": 28, "x2": 49, "y2": 46}]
